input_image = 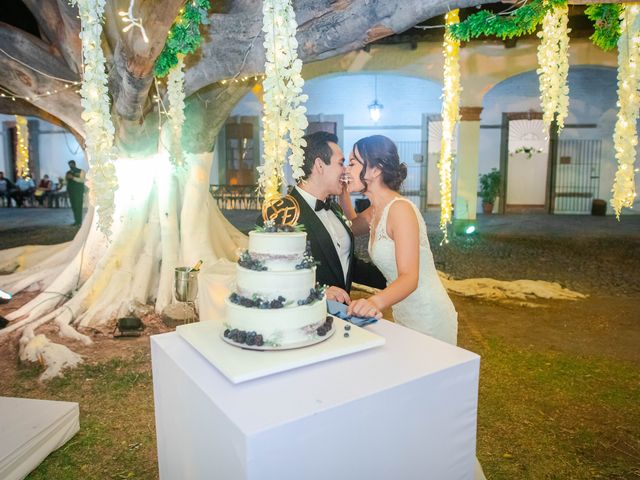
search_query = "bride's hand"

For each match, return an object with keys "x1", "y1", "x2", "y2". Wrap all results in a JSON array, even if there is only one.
[{"x1": 347, "y1": 298, "x2": 382, "y2": 319}]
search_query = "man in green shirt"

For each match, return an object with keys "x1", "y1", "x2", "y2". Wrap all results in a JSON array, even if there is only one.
[{"x1": 65, "y1": 160, "x2": 85, "y2": 226}]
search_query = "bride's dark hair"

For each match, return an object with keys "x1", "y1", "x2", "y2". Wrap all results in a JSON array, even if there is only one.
[{"x1": 353, "y1": 135, "x2": 407, "y2": 192}]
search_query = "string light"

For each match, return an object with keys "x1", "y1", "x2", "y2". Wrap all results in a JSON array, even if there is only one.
[
  {"x1": 439, "y1": 9, "x2": 462, "y2": 244},
  {"x1": 15, "y1": 115, "x2": 30, "y2": 176},
  {"x1": 611, "y1": 4, "x2": 640, "y2": 217},
  {"x1": 118, "y1": 0, "x2": 149, "y2": 43},
  {"x1": 0, "y1": 47, "x2": 79, "y2": 85},
  {"x1": 219, "y1": 74, "x2": 266, "y2": 86},
  {"x1": 536, "y1": 2, "x2": 570, "y2": 133},
  {"x1": 167, "y1": 55, "x2": 185, "y2": 167},
  {"x1": 0, "y1": 84, "x2": 81, "y2": 102}
]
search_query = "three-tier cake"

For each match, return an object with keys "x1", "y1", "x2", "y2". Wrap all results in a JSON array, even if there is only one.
[{"x1": 222, "y1": 228, "x2": 333, "y2": 349}]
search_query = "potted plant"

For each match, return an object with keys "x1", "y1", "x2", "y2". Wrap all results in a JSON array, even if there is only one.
[{"x1": 479, "y1": 169, "x2": 501, "y2": 214}]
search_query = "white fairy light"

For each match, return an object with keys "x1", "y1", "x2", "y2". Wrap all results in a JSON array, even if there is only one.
[
  {"x1": 167, "y1": 55, "x2": 186, "y2": 167},
  {"x1": 118, "y1": 0, "x2": 149, "y2": 43},
  {"x1": 439, "y1": 9, "x2": 462, "y2": 244},
  {"x1": 612, "y1": 4, "x2": 640, "y2": 217},
  {"x1": 15, "y1": 115, "x2": 30, "y2": 176}
]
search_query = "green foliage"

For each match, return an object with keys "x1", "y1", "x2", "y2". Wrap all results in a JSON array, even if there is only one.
[
  {"x1": 479, "y1": 168, "x2": 501, "y2": 204},
  {"x1": 448, "y1": 0, "x2": 557, "y2": 42},
  {"x1": 448, "y1": 0, "x2": 622, "y2": 54},
  {"x1": 585, "y1": 4, "x2": 622, "y2": 52},
  {"x1": 254, "y1": 223, "x2": 306, "y2": 232},
  {"x1": 153, "y1": 0, "x2": 211, "y2": 78}
]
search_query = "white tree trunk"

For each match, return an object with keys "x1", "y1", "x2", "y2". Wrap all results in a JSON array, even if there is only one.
[{"x1": 0, "y1": 152, "x2": 247, "y2": 380}]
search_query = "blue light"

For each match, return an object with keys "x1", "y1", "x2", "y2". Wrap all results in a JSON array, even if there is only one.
[{"x1": 464, "y1": 225, "x2": 476, "y2": 235}]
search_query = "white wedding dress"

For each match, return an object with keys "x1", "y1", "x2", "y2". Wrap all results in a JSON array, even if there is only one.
[
  {"x1": 370, "y1": 197, "x2": 486, "y2": 480},
  {"x1": 369, "y1": 197, "x2": 458, "y2": 345}
]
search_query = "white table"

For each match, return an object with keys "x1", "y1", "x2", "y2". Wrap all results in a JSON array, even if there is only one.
[
  {"x1": 151, "y1": 320, "x2": 480, "y2": 479},
  {"x1": 0, "y1": 397, "x2": 79, "y2": 480}
]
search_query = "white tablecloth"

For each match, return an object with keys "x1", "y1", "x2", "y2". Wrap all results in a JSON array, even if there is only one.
[
  {"x1": 151, "y1": 319, "x2": 480, "y2": 479},
  {"x1": 0, "y1": 397, "x2": 79, "y2": 480}
]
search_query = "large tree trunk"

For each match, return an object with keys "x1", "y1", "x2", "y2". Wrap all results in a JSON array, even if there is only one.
[{"x1": 0, "y1": 82, "x2": 251, "y2": 379}]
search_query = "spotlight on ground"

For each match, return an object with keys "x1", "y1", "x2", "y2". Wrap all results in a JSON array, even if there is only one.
[
  {"x1": 0, "y1": 289, "x2": 11, "y2": 304},
  {"x1": 464, "y1": 225, "x2": 476, "y2": 235}
]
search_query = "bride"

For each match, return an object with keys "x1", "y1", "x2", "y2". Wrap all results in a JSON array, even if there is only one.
[
  {"x1": 340, "y1": 134, "x2": 458, "y2": 345},
  {"x1": 341, "y1": 135, "x2": 486, "y2": 479}
]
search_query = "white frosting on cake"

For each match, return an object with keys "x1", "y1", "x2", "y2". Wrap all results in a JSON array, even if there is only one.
[
  {"x1": 225, "y1": 297, "x2": 327, "y2": 347},
  {"x1": 248, "y1": 231, "x2": 306, "y2": 271},
  {"x1": 224, "y1": 230, "x2": 329, "y2": 349},
  {"x1": 236, "y1": 265, "x2": 316, "y2": 303}
]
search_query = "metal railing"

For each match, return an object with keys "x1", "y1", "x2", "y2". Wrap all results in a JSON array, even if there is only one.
[
  {"x1": 554, "y1": 139, "x2": 602, "y2": 214},
  {"x1": 209, "y1": 185, "x2": 263, "y2": 210}
]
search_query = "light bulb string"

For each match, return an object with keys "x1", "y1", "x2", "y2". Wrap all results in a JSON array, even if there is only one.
[{"x1": 0, "y1": 47, "x2": 79, "y2": 84}]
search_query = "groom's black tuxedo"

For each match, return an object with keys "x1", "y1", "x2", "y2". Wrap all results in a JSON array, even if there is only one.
[{"x1": 288, "y1": 187, "x2": 386, "y2": 292}]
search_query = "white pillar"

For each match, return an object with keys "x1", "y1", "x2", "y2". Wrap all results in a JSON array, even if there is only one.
[{"x1": 454, "y1": 107, "x2": 482, "y2": 233}]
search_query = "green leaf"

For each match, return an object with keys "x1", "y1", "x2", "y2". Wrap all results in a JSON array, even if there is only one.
[
  {"x1": 153, "y1": 0, "x2": 212, "y2": 78},
  {"x1": 448, "y1": 0, "x2": 551, "y2": 42},
  {"x1": 585, "y1": 4, "x2": 622, "y2": 52}
]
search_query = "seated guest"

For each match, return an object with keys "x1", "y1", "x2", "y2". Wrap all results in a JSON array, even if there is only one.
[
  {"x1": 0, "y1": 171, "x2": 15, "y2": 207},
  {"x1": 35, "y1": 174, "x2": 53, "y2": 206},
  {"x1": 50, "y1": 177, "x2": 67, "y2": 208},
  {"x1": 12, "y1": 174, "x2": 36, "y2": 207}
]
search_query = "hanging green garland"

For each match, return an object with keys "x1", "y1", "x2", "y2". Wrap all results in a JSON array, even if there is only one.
[
  {"x1": 448, "y1": 0, "x2": 620, "y2": 52},
  {"x1": 448, "y1": 0, "x2": 563, "y2": 42},
  {"x1": 154, "y1": 0, "x2": 211, "y2": 78},
  {"x1": 585, "y1": 4, "x2": 623, "y2": 51}
]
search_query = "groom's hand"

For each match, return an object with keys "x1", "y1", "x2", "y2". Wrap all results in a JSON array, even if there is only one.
[{"x1": 326, "y1": 286, "x2": 351, "y2": 304}]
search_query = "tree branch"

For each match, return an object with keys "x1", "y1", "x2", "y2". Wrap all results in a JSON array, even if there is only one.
[
  {"x1": 185, "y1": 0, "x2": 498, "y2": 95},
  {"x1": 0, "y1": 22, "x2": 84, "y2": 137},
  {"x1": 183, "y1": 82, "x2": 253, "y2": 153},
  {"x1": 0, "y1": 97, "x2": 84, "y2": 148},
  {"x1": 22, "y1": 0, "x2": 82, "y2": 73},
  {"x1": 104, "y1": 0, "x2": 185, "y2": 121}
]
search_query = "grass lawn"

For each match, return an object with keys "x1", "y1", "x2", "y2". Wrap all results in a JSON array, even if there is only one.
[{"x1": 2, "y1": 310, "x2": 638, "y2": 479}]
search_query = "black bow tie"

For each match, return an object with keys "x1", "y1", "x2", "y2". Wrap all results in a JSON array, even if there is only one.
[{"x1": 314, "y1": 199, "x2": 331, "y2": 211}]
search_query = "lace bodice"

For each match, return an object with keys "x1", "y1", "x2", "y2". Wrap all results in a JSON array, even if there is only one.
[
  {"x1": 368, "y1": 197, "x2": 458, "y2": 345},
  {"x1": 368, "y1": 198, "x2": 433, "y2": 280}
]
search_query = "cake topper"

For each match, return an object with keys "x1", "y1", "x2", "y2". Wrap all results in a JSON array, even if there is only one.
[{"x1": 261, "y1": 194, "x2": 300, "y2": 226}]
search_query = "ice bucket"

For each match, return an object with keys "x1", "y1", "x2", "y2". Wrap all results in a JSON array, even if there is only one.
[{"x1": 174, "y1": 267, "x2": 199, "y2": 302}]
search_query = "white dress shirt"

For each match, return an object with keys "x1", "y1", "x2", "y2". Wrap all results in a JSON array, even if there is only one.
[{"x1": 296, "y1": 186, "x2": 351, "y2": 284}]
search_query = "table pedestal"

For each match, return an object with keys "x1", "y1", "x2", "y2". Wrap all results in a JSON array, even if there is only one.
[{"x1": 151, "y1": 321, "x2": 480, "y2": 479}]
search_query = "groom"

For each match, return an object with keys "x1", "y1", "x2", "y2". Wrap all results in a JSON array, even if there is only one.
[{"x1": 274, "y1": 131, "x2": 386, "y2": 303}]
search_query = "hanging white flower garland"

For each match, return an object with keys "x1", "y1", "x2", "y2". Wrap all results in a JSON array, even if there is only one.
[
  {"x1": 259, "y1": 0, "x2": 308, "y2": 201},
  {"x1": 73, "y1": 0, "x2": 117, "y2": 237},
  {"x1": 439, "y1": 10, "x2": 462, "y2": 244},
  {"x1": 536, "y1": 3, "x2": 570, "y2": 133},
  {"x1": 15, "y1": 115, "x2": 30, "y2": 176},
  {"x1": 612, "y1": 4, "x2": 640, "y2": 218},
  {"x1": 167, "y1": 55, "x2": 186, "y2": 167}
]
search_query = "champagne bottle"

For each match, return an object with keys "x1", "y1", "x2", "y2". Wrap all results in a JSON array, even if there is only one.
[{"x1": 191, "y1": 259, "x2": 203, "y2": 272}]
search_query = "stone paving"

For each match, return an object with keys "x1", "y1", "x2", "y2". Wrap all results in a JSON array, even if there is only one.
[
  {"x1": 1, "y1": 206, "x2": 638, "y2": 296},
  {"x1": 1, "y1": 205, "x2": 638, "y2": 238}
]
